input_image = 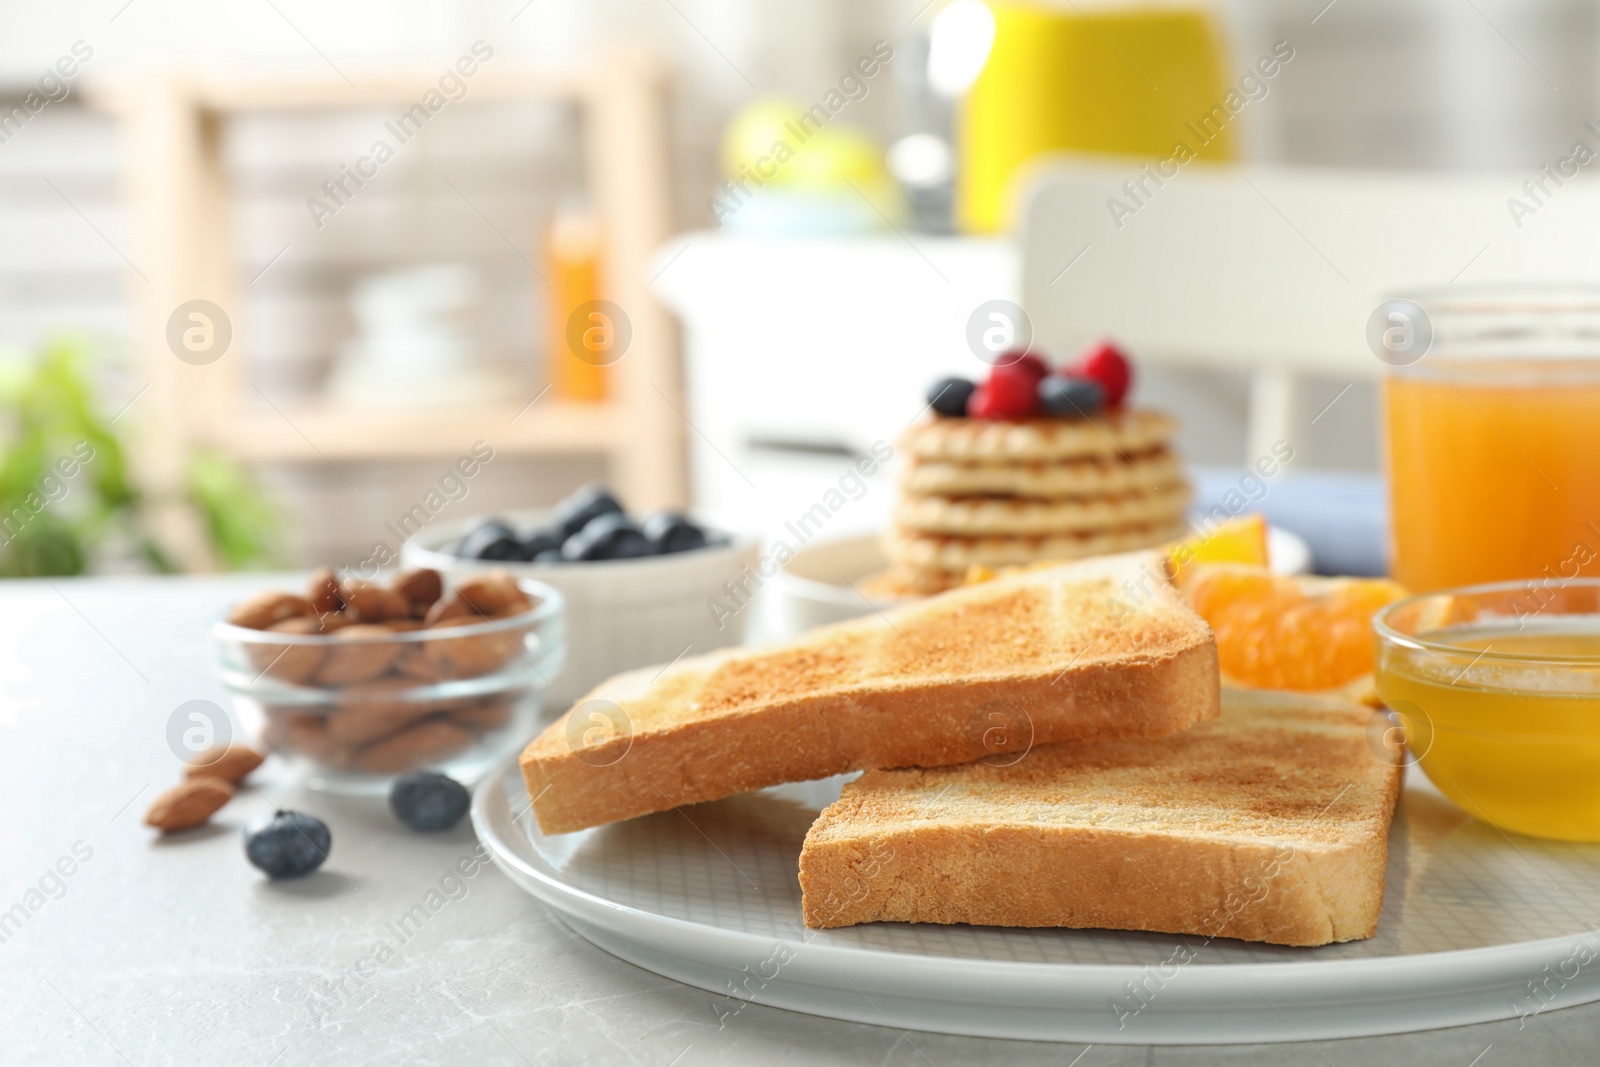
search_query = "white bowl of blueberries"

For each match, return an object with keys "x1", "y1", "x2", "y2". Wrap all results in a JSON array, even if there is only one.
[{"x1": 403, "y1": 484, "x2": 759, "y2": 709}]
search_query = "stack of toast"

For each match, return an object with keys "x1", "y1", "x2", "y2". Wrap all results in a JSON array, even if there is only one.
[
  {"x1": 880, "y1": 411, "x2": 1193, "y2": 595},
  {"x1": 521, "y1": 550, "x2": 1403, "y2": 947}
]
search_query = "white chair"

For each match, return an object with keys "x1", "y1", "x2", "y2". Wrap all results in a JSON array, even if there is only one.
[{"x1": 1017, "y1": 160, "x2": 1600, "y2": 464}]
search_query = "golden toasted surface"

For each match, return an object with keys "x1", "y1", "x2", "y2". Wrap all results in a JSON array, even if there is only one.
[
  {"x1": 812, "y1": 688, "x2": 1391, "y2": 847},
  {"x1": 522, "y1": 549, "x2": 1221, "y2": 833},
  {"x1": 526, "y1": 550, "x2": 1206, "y2": 745},
  {"x1": 799, "y1": 688, "x2": 1402, "y2": 944}
]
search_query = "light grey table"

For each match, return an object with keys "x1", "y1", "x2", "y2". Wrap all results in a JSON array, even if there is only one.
[{"x1": 3, "y1": 575, "x2": 1594, "y2": 1066}]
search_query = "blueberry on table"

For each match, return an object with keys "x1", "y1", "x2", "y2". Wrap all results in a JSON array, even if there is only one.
[
  {"x1": 551, "y1": 484, "x2": 624, "y2": 540},
  {"x1": 457, "y1": 519, "x2": 521, "y2": 561},
  {"x1": 517, "y1": 529, "x2": 563, "y2": 561},
  {"x1": 1037, "y1": 375, "x2": 1104, "y2": 417},
  {"x1": 389, "y1": 772, "x2": 471, "y2": 832},
  {"x1": 562, "y1": 512, "x2": 656, "y2": 561},
  {"x1": 531, "y1": 549, "x2": 564, "y2": 563},
  {"x1": 927, "y1": 377, "x2": 976, "y2": 418},
  {"x1": 639, "y1": 511, "x2": 708, "y2": 554},
  {"x1": 244, "y1": 811, "x2": 331, "y2": 879}
]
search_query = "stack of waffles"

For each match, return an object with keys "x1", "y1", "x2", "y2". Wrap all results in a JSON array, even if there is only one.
[{"x1": 881, "y1": 410, "x2": 1192, "y2": 595}]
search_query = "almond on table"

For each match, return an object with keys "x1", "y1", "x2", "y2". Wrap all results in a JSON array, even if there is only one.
[
  {"x1": 144, "y1": 777, "x2": 234, "y2": 833},
  {"x1": 185, "y1": 745, "x2": 264, "y2": 784}
]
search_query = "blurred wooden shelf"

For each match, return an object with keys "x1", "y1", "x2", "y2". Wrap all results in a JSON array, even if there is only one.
[
  {"x1": 89, "y1": 50, "x2": 687, "y2": 568},
  {"x1": 203, "y1": 400, "x2": 621, "y2": 462}
]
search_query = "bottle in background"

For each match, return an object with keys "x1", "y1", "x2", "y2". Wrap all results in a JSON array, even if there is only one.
[
  {"x1": 957, "y1": 2, "x2": 1235, "y2": 233},
  {"x1": 546, "y1": 204, "x2": 607, "y2": 402}
]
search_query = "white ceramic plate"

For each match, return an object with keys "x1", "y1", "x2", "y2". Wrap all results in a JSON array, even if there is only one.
[
  {"x1": 474, "y1": 761, "x2": 1600, "y2": 1044},
  {"x1": 768, "y1": 526, "x2": 1312, "y2": 637}
]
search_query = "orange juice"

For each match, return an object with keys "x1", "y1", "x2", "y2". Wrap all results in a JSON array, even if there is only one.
[{"x1": 1385, "y1": 368, "x2": 1600, "y2": 591}]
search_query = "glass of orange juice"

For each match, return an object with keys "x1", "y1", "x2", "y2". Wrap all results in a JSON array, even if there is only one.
[{"x1": 1382, "y1": 288, "x2": 1600, "y2": 592}]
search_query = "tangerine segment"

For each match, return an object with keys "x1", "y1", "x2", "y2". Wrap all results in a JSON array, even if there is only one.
[
  {"x1": 1183, "y1": 564, "x2": 1408, "y2": 691},
  {"x1": 1168, "y1": 514, "x2": 1269, "y2": 582}
]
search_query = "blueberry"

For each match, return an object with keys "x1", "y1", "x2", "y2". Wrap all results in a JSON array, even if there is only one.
[
  {"x1": 244, "y1": 810, "x2": 331, "y2": 880},
  {"x1": 551, "y1": 484, "x2": 624, "y2": 540},
  {"x1": 562, "y1": 511, "x2": 655, "y2": 561},
  {"x1": 457, "y1": 519, "x2": 521, "y2": 561},
  {"x1": 517, "y1": 528, "x2": 563, "y2": 561},
  {"x1": 928, "y1": 377, "x2": 976, "y2": 418},
  {"x1": 639, "y1": 511, "x2": 707, "y2": 554},
  {"x1": 532, "y1": 549, "x2": 564, "y2": 563},
  {"x1": 389, "y1": 772, "x2": 470, "y2": 832},
  {"x1": 1037, "y1": 375, "x2": 1104, "y2": 417}
]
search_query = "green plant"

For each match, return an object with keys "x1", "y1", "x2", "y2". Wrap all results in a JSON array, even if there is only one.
[{"x1": 0, "y1": 337, "x2": 280, "y2": 575}]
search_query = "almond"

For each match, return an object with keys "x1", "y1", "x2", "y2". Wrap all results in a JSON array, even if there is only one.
[
  {"x1": 262, "y1": 710, "x2": 350, "y2": 767},
  {"x1": 228, "y1": 591, "x2": 315, "y2": 630},
  {"x1": 449, "y1": 695, "x2": 514, "y2": 732},
  {"x1": 422, "y1": 596, "x2": 472, "y2": 627},
  {"x1": 144, "y1": 777, "x2": 234, "y2": 832},
  {"x1": 185, "y1": 744, "x2": 265, "y2": 783},
  {"x1": 453, "y1": 571, "x2": 528, "y2": 616},
  {"x1": 257, "y1": 705, "x2": 298, "y2": 748},
  {"x1": 423, "y1": 616, "x2": 518, "y2": 679},
  {"x1": 307, "y1": 566, "x2": 344, "y2": 615},
  {"x1": 316, "y1": 625, "x2": 401, "y2": 685},
  {"x1": 393, "y1": 645, "x2": 445, "y2": 683},
  {"x1": 316, "y1": 611, "x2": 358, "y2": 633},
  {"x1": 252, "y1": 616, "x2": 327, "y2": 684},
  {"x1": 392, "y1": 568, "x2": 443, "y2": 615},
  {"x1": 355, "y1": 718, "x2": 472, "y2": 775},
  {"x1": 325, "y1": 678, "x2": 433, "y2": 745},
  {"x1": 339, "y1": 579, "x2": 411, "y2": 623}
]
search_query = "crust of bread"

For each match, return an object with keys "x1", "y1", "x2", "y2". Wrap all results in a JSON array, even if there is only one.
[
  {"x1": 799, "y1": 688, "x2": 1402, "y2": 947},
  {"x1": 522, "y1": 550, "x2": 1220, "y2": 834}
]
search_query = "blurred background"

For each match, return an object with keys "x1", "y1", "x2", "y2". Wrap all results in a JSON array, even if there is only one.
[{"x1": 1, "y1": 0, "x2": 1596, "y2": 576}]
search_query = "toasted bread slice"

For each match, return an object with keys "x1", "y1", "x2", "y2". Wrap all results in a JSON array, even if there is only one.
[
  {"x1": 799, "y1": 687, "x2": 1401, "y2": 946},
  {"x1": 522, "y1": 550, "x2": 1220, "y2": 834}
]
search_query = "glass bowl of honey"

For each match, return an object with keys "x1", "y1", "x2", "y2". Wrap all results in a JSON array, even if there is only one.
[{"x1": 1375, "y1": 579, "x2": 1600, "y2": 841}]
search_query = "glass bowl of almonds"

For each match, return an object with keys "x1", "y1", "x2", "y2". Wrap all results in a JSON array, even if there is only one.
[{"x1": 213, "y1": 567, "x2": 564, "y2": 793}]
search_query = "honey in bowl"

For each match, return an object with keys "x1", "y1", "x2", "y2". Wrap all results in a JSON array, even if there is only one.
[{"x1": 1376, "y1": 582, "x2": 1600, "y2": 841}]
